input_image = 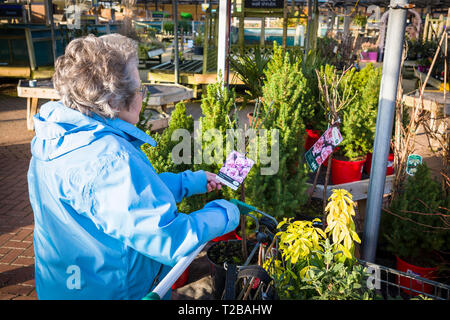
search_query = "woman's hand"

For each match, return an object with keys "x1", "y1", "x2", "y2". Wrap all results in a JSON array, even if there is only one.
[{"x1": 205, "y1": 171, "x2": 222, "y2": 193}]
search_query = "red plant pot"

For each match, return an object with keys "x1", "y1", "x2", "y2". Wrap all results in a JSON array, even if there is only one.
[
  {"x1": 304, "y1": 129, "x2": 321, "y2": 151},
  {"x1": 365, "y1": 152, "x2": 395, "y2": 175},
  {"x1": 331, "y1": 156, "x2": 366, "y2": 185},
  {"x1": 172, "y1": 266, "x2": 190, "y2": 290},
  {"x1": 211, "y1": 229, "x2": 241, "y2": 242},
  {"x1": 321, "y1": 147, "x2": 340, "y2": 168},
  {"x1": 396, "y1": 256, "x2": 438, "y2": 296}
]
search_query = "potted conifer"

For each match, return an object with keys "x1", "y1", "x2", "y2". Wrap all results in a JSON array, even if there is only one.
[
  {"x1": 330, "y1": 64, "x2": 381, "y2": 184},
  {"x1": 382, "y1": 164, "x2": 449, "y2": 295}
]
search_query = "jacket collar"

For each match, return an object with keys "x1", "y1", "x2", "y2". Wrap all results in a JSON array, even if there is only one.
[{"x1": 94, "y1": 114, "x2": 157, "y2": 148}]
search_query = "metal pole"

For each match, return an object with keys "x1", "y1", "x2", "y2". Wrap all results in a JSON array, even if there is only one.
[
  {"x1": 362, "y1": 0, "x2": 409, "y2": 263},
  {"x1": 172, "y1": 0, "x2": 179, "y2": 85},
  {"x1": 44, "y1": 0, "x2": 57, "y2": 64},
  {"x1": 225, "y1": 0, "x2": 232, "y2": 88},
  {"x1": 304, "y1": 0, "x2": 312, "y2": 59},
  {"x1": 217, "y1": 0, "x2": 230, "y2": 85}
]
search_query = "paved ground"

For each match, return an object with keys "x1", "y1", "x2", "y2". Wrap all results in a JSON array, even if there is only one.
[{"x1": 0, "y1": 90, "x2": 40, "y2": 300}]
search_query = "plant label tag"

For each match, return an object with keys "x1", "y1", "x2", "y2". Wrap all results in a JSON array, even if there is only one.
[
  {"x1": 406, "y1": 154, "x2": 422, "y2": 176},
  {"x1": 216, "y1": 151, "x2": 254, "y2": 190},
  {"x1": 305, "y1": 126, "x2": 343, "y2": 172}
]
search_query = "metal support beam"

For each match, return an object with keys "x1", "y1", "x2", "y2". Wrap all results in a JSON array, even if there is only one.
[
  {"x1": 362, "y1": 0, "x2": 409, "y2": 263},
  {"x1": 172, "y1": 0, "x2": 179, "y2": 84},
  {"x1": 44, "y1": 0, "x2": 56, "y2": 64},
  {"x1": 217, "y1": 0, "x2": 231, "y2": 86}
]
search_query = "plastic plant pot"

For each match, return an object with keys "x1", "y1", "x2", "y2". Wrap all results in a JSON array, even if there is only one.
[
  {"x1": 368, "y1": 51, "x2": 378, "y2": 62},
  {"x1": 365, "y1": 152, "x2": 395, "y2": 175},
  {"x1": 361, "y1": 52, "x2": 369, "y2": 60},
  {"x1": 211, "y1": 229, "x2": 241, "y2": 242},
  {"x1": 172, "y1": 266, "x2": 190, "y2": 290},
  {"x1": 206, "y1": 240, "x2": 256, "y2": 299},
  {"x1": 331, "y1": 156, "x2": 366, "y2": 185},
  {"x1": 395, "y1": 256, "x2": 438, "y2": 296},
  {"x1": 304, "y1": 129, "x2": 320, "y2": 151}
]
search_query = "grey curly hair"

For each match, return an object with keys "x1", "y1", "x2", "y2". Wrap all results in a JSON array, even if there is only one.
[{"x1": 52, "y1": 33, "x2": 139, "y2": 118}]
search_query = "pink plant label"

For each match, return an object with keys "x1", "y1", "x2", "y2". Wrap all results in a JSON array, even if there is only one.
[
  {"x1": 216, "y1": 151, "x2": 255, "y2": 190},
  {"x1": 305, "y1": 126, "x2": 343, "y2": 172}
]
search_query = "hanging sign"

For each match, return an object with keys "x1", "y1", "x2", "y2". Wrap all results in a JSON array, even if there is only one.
[
  {"x1": 406, "y1": 154, "x2": 422, "y2": 176},
  {"x1": 244, "y1": 0, "x2": 284, "y2": 9},
  {"x1": 305, "y1": 126, "x2": 343, "y2": 172}
]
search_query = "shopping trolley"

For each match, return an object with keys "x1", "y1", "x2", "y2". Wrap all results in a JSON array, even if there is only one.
[{"x1": 142, "y1": 199, "x2": 280, "y2": 300}]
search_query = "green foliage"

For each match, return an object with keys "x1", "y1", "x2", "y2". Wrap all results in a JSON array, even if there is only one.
[
  {"x1": 406, "y1": 38, "x2": 438, "y2": 61},
  {"x1": 163, "y1": 20, "x2": 192, "y2": 34},
  {"x1": 245, "y1": 43, "x2": 309, "y2": 218},
  {"x1": 300, "y1": 50, "x2": 329, "y2": 131},
  {"x1": 229, "y1": 47, "x2": 271, "y2": 100},
  {"x1": 292, "y1": 240, "x2": 372, "y2": 300},
  {"x1": 195, "y1": 80, "x2": 237, "y2": 173},
  {"x1": 340, "y1": 64, "x2": 382, "y2": 159},
  {"x1": 141, "y1": 102, "x2": 193, "y2": 174},
  {"x1": 163, "y1": 21, "x2": 174, "y2": 33},
  {"x1": 180, "y1": 81, "x2": 240, "y2": 213},
  {"x1": 353, "y1": 14, "x2": 368, "y2": 28},
  {"x1": 382, "y1": 163, "x2": 450, "y2": 267},
  {"x1": 315, "y1": 37, "x2": 340, "y2": 66},
  {"x1": 194, "y1": 33, "x2": 204, "y2": 46},
  {"x1": 267, "y1": 190, "x2": 373, "y2": 300},
  {"x1": 316, "y1": 63, "x2": 381, "y2": 160}
]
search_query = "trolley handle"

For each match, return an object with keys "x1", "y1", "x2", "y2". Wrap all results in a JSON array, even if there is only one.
[{"x1": 142, "y1": 243, "x2": 207, "y2": 300}]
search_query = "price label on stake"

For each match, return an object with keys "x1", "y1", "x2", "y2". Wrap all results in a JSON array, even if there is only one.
[
  {"x1": 305, "y1": 126, "x2": 343, "y2": 172},
  {"x1": 406, "y1": 154, "x2": 422, "y2": 176}
]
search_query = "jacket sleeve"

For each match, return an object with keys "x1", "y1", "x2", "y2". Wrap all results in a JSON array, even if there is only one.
[
  {"x1": 78, "y1": 152, "x2": 240, "y2": 267},
  {"x1": 158, "y1": 170, "x2": 207, "y2": 203}
]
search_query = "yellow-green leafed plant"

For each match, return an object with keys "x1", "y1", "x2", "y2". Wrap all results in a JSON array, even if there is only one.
[
  {"x1": 277, "y1": 219, "x2": 326, "y2": 265},
  {"x1": 266, "y1": 189, "x2": 371, "y2": 300},
  {"x1": 324, "y1": 189, "x2": 361, "y2": 259}
]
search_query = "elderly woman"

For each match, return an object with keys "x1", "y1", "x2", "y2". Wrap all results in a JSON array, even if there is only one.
[{"x1": 27, "y1": 34, "x2": 240, "y2": 300}]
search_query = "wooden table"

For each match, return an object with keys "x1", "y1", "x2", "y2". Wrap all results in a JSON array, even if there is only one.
[
  {"x1": 17, "y1": 80, "x2": 194, "y2": 131},
  {"x1": 16, "y1": 79, "x2": 60, "y2": 131},
  {"x1": 402, "y1": 89, "x2": 449, "y2": 149},
  {"x1": 402, "y1": 89, "x2": 450, "y2": 117}
]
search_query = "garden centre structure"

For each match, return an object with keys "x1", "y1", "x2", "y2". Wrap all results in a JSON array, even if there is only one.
[{"x1": 0, "y1": 0, "x2": 449, "y2": 301}]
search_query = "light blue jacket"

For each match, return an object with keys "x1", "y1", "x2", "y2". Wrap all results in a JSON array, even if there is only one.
[{"x1": 27, "y1": 101, "x2": 240, "y2": 300}]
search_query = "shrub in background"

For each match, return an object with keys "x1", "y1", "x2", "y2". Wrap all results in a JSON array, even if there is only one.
[
  {"x1": 340, "y1": 64, "x2": 382, "y2": 159},
  {"x1": 245, "y1": 43, "x2": 310, "y2": 218}
]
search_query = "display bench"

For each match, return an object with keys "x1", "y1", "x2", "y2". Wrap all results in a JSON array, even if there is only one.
[
  {"x1": 307, "y1": 174, "x2": 395, "y2": 234},
  {"x1": 17, "y1": 80, "x2": 194, "y2": 131},
  {"x1": 307, "y1": 174, "x2": 394, "y2": 202},
  {"x1": 402, "y1": 88, "x2": 449, "y2": 149}
]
